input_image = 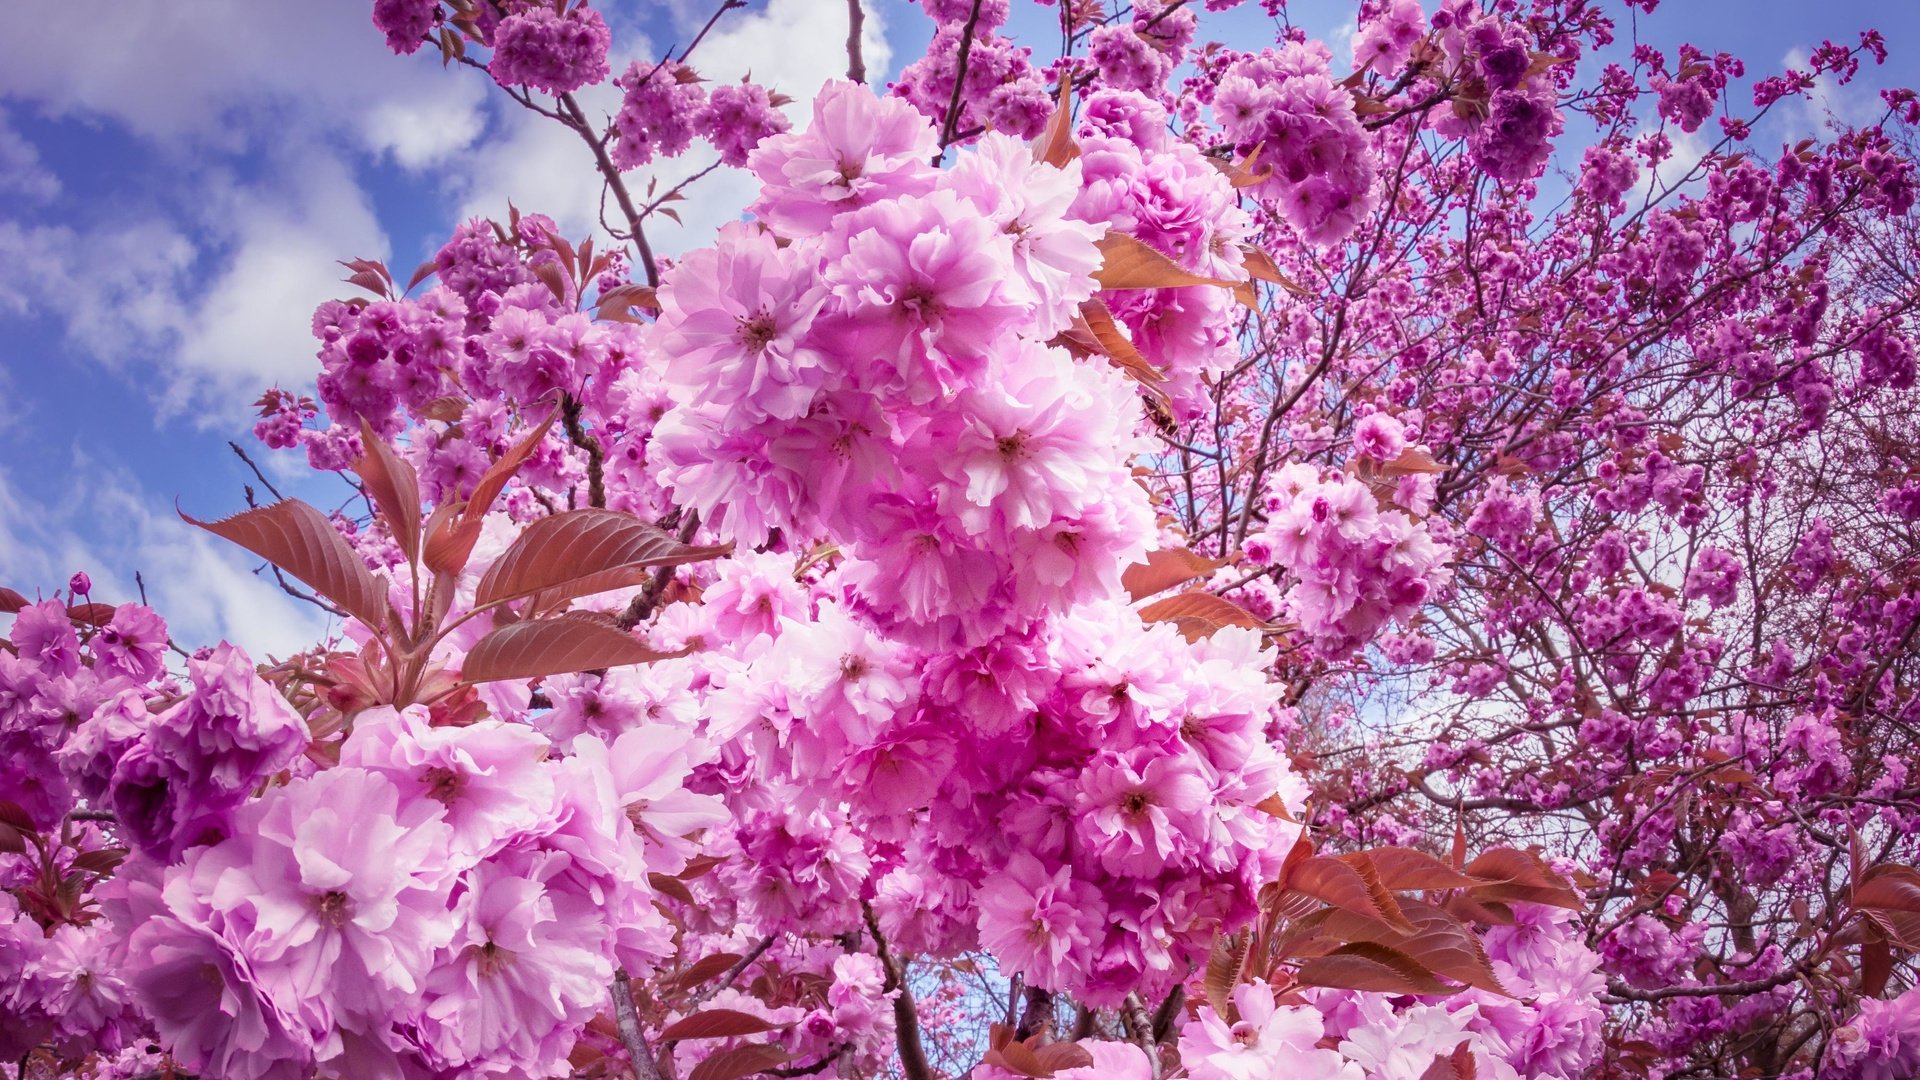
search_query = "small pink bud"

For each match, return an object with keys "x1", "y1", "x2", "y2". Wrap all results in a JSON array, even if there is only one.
[{"x1": 69, "y1": 572, "x2": 92, "y2": 596}]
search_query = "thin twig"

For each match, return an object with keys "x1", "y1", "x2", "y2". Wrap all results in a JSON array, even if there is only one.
[
  {"x1": 689, "y1": 935, "x2": 777, "y2": 1007},
  {"x1": 228, "y1": 441, "x2": 286, "y2": 502},
  {"x1": 676, "y1": 0, "x2": 746, "y2": 63}
]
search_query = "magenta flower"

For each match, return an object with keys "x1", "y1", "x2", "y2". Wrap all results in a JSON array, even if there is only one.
[
  {"x1": 96, "y1": 603, "x2": 168, "y2": 682},
  {"x1": 656, "y1": 221, "x2": 830, "y2": 422},
  {"x1": 216, "y1": 768, "x2": 456, "y2": 1012},
  {"x1": 340, "y1": 705, "x2": 556, "y2": 861},
  {"x1": 1178, "y1": 980, "x2": 1359, "y2": 1080},
  {"x1": 939, "y1": 342, "x2": 1140, "y2": 535},
  {"x1": 121, "y1": 856, "x2": 316, "y2": 1080},
  {"x1": 976, "y1": 851, "x2": 1105, "y2": 990},
  {"x1": 748, "y1": 80, "x2": 940, "y2": 236},
  {"x1": 822, "y1": 190, "x2": 1031, "y2": 398},
  {"x1": 1076, "y1": 749, "x2": 1210, "y2": 876},
  {"x1": 418, "y1": 853, "x2": 613, "y2": 1074}
]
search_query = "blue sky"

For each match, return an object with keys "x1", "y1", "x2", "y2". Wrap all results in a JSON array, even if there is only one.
[{"x1": 0, "y1": 0, "x2": 1911, "y2": 657}]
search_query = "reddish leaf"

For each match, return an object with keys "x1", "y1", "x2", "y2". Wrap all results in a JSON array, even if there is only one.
[
  {"x1": 356, "y1": 419, "x2": 423, "y2": 566},
  {"x1": 649, "y1": 872, "x2": 697, "y2": 906},
  {"x1": 475, "y1": 508, "x2": 730, "y2": 608},
  {"x1": 1033, "y1": 1042, "x2": 1096, "y2": 1072},
  {"x1": 1855, "y1": 864, "x2": 1920, "y2": 915},
  {"x1": 69, "y1": 848, "x2": 128, "y2": 875},
  {"x1": 460, "y1": 614, "x2": 680, "y2": 683},
  {"x1": 1419, "y1": 1043, "x2": 1478, "y2": 1080},
  {"x1": 1353, "y1": 847, "x2": 1489, "y2": 892},
  {"x1": 1239, "y1": 245, "x2": 1306, "y2": 295},
  {"x1": 1231, "y1": 279, "x2": 1261, "y2": 312},
  {"x1": 596, "y1": 283, "x2": 660, "y2": 323},
  {"x1": 1281, "y1": 898, "x2": 1505, "y2": 995},
  {"x1": 1254, "y1": 793, "x2": 1298, "y2": 821},
  {"x1": 1078, "y1": 300, "x2": 1166, "y2": 387},
  {"x1": 982, "y1": 1040, "x2": 1047, "y2": 1078},
  {"x1": 1030, "y1": 74, "x2": 1079, "y2": 168},
  {"x1": 426, "y1": 410, "x2": 557, "y2": 576},
  {"x1": 1204, "y1": 932, "x2": 1250, "y2": 1020},
  {"x1": 340, "y1": 257, "x2": 394, "y2": 299},
  {"x1": 0, "y1": 801, "x2": 35, "y2": 832},
  {"x1": 1391, "y1": 904, "x2": 1509, "y2": 996},
  {"x1": 1383, "y1": 447, "x2": 1447, "y2": 476},
  {"x1": 1095, "y1": 233, "x2": 1237, "y2": 291},
  {"x1": 669, "y1": 951, "x2": 744, "y2": 991},
  {"x1": 686, "y1": 1043, "x2": 792, "y2": 1080},
  {"x1": 1138, "y1": 590, "x2": 1268, "y2": 641},
  {"x1": 1124, "y1": 547, "x2": 1227, "y2": 602},
  {"x1": 658, "y1": 1009, "x2": 781, "y2": 1041},
  {"x1": 182, "y1": 499, "x2": 388, "y2": 630},
  {"x1": 1855, "y1": 865, "x2": 1920, "y2": 949},
  {"x1": 420, "y1": 396, "x2": 467, "y2": 423},
  {"x1": 405, "y1": 259, "x2": 439, "y2": 293},
  {"x1": 1465, "y1": 848, "x2": 1582, "y2": 909},
  {"x1": 1285, "y1": 855, "x2": 1416, "y2": 933},
  {"x1": 0, "y1": 587, "x2": 27, "y2": 613},
  {"x1": 1296, "y1": 942, "x2": 1456, "y2": 995},
  {"x1": 679, "y1": 854, "x2": 725, "y2": 880},
  {"x1": 67, "y1": 603, "x2": 116, "y2": 627},
  {"x1": 1861, "y1": 929, "x2": 1893, "y2": 996}
]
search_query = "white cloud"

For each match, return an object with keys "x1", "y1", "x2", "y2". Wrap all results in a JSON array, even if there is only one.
[
  {"x1": 1779, "y1": 46, "x2": 1878, "y2": 141},
  {"x1": 0, "y1": 109, "x2": 58, "y2": 202},
  {"x1": 166, "y1": 154, "x2": 390, "y2": 416},
  {"x1": 0, "y1": 0, "x2": 484, "y2": 161},
  {"x1": 1638, "y1": 125, "x2": 1711, "y2": 206},
  {"x1": 364, "y1": 91, "x2": 491, "y2": 171},
  {"x1": 0, "y1": 462, "x2": 334, "y2": 659},
  {"x1": 0, "y1": 153, "x2": 386, "y2": 424},
  {"x1": 0, "y1": 1, "x2": 472, "y2": 421},
  {"x1": 0, "y1": 216, "x2": 197, "y2": 371}
]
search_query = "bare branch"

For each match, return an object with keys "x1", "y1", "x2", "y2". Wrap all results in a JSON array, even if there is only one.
[
  {"x1": 847, "y1": 0, "x2": 868, "y2": 83},
  {"x1": 228, "y1": 441, "x2": 287, "y2": 502}
]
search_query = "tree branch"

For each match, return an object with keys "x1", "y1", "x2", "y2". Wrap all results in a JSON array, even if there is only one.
[
  {"x1": 937, "y1": 0, "x2": 986, "y2": 152},
  {"x1": 846, "y1": 0, "x2": 867, "y2": 83},
  {"x1": 862, "y1": 902, "x2": 933, "y2": 1080},
  {"x1": 610, "y1": 970, "x2": 663, "y2": 1080},
  {"x1": 559, "y1": 393, "x2": 605, "y2": 508},
  {"x1": 617, "y1": 511, "x2": 701, "y2": 629}
]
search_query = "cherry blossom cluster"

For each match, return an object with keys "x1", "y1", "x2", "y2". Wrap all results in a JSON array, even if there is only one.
[
  {"x1": 651, "y1": 81, "x2": 1197, "y2": 642},
  {"x1": 5, "y1": 0, "x2": 1918, "y2": 1076},
  {"x1": 610, "y1": 61, "x2": 791, "y2": 170},
  {"x1": 1243, "y1": 452, "x2": 1450, "y2": 657},
  {"x1": 891, "y1": 0, "x2": 1053, "y2": 141}
]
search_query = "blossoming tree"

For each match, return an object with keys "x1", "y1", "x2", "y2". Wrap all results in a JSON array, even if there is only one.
[{"x1": 4, "y1": 0, "x2": 1920, "y2": 1078}]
